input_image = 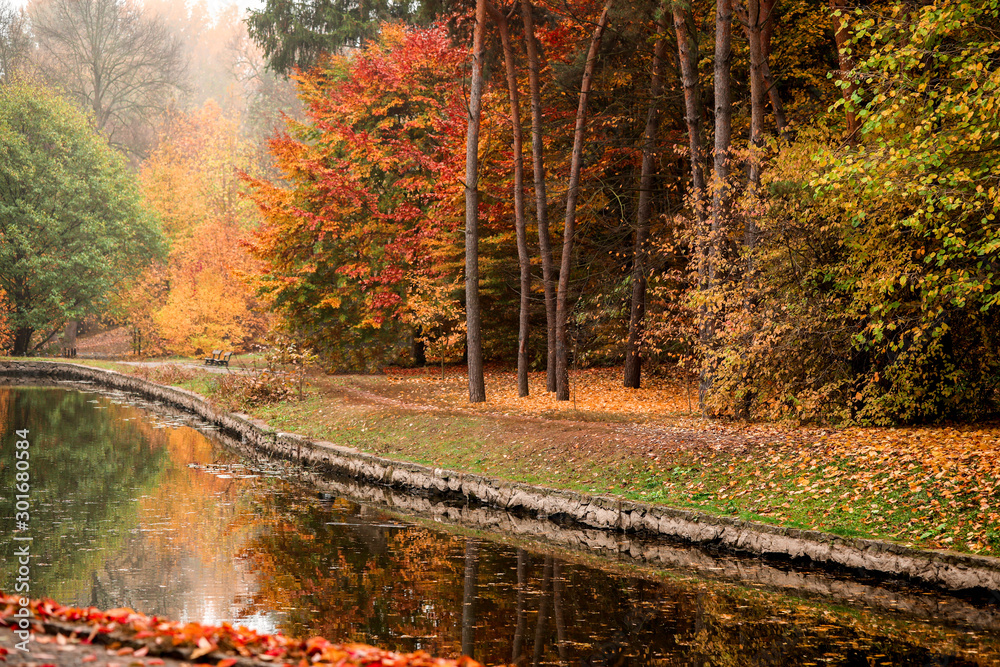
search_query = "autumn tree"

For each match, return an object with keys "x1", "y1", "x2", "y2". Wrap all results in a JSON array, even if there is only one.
[
  {"x1": 29, "y1": 0, "x2": 186, "y2": 158},
  {"x1": 136, "y1": 101, "x2": 270, "y2": 355},
  {"x1": 829, "y1": 0, "x2": 860, "y2": 138},
  {"x1": 0, "y1": 82, "x2": 162, "y2": 355},
  {"x1": 811, "y1": 0, "x2": 1000, "y2": 421},
  {"x1": 0, "y1": 288, "x2": 12, "y2": 352},
  {"x1": 698, "y1": 0, "x2": 1000, "y2": 424},
  {"x1": 243, "y1": 24, "x2": 469, "y2": 370}
]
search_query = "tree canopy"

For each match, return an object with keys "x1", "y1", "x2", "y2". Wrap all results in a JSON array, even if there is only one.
[
  {"x1": 29, "y1": 0, "x2": 186, "y2": 158},
  {"x1": 242, "y1": 24, "x2": 469, "y2": 370},
  {"x1": 0, "y1": 82, "x2": 162, "y2": 355},
  {"x1": 246, "y1": 0, "x2": 443, "y2": 74}
]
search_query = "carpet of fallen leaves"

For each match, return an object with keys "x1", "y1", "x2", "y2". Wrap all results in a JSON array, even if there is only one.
[
  {"x1": 0, "y1": 595, "x2": 480, "y2": 667},
  {"x1": 374, "y1": 366, "x2": 1000, "y2": 555},
  {"x1": 378, "y1": 366, "x2": 698, "y2": 421},
  {"x1": 666, "y1": 424, "x2": 1000, "y2": 554}
]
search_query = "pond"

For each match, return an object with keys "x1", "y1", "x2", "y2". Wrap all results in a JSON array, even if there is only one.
[{"x1": 2, "y1": 384, "x2": 1000, "y2": 666}]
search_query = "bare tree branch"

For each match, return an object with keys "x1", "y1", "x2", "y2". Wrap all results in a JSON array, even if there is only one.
[{"x1": 30, "y1": 0, "x2": 187, "y2": 158}]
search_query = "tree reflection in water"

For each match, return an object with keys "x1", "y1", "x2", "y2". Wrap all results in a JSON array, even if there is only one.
[{"x1": 238, "y1": 489, "x2": 1000, "y2": 666}]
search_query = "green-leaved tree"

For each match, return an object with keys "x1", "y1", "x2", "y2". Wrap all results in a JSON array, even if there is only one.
[
  {"x1": 246, "y1": 0, "x2": 446, "y2": 74},
  {"x1": 0, "y1": 82, "x2": 163, "y2": 356}
]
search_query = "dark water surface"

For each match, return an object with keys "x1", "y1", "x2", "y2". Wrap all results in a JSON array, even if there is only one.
[{"x1": 2, "y1": 385, "x2": 1000, "y2": 666}]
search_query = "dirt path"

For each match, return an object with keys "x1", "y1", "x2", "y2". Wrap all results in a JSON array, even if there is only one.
[{"x1": 114, "y1": 360, "x2": 247, "y2": 375}]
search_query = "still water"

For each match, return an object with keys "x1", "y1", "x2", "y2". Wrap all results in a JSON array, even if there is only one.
[{"x1": 2, "y1": 385, "x2": 1000, "y2": 666}]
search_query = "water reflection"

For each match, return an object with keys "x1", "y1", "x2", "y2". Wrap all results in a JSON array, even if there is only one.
[{"x1": 1, "y1": 385, "x2": 999, "y2": 665}]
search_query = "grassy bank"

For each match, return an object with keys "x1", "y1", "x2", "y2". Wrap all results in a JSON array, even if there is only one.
[{"x1": 43, "y1": 357, "x2": 1000, "y2": 557}]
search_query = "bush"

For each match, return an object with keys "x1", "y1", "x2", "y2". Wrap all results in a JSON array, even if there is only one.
[{"x1": 211, "y1": 371, "x2": 294, "y2": 412}]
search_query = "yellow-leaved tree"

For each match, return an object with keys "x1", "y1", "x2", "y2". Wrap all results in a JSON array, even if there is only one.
[{"x1": 132, "y1": 101, "x2": 270, "y2": 356}]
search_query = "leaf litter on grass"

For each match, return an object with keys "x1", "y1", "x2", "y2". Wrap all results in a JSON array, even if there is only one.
[
  {"x1": 379, "y1": 366, "x2": 1000, "y2": 555},
  {"x1": 381, "y1": 366, "x2": 698, "y2": 421}
]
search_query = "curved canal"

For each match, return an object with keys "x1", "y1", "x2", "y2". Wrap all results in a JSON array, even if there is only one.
[{"x1": 1, "y1": 384, "x2": 999, "y2": 666}]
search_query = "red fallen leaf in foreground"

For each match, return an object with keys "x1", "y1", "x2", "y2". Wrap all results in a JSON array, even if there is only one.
[{"x1": 0, "y1": 594, "x2": 486, "y2": 667}]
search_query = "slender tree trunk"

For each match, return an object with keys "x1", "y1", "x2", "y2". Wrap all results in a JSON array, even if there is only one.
[
  {"x1": 673, "y1": 4, "x2": 707, "y2": 225},
  {"x1": 700, "y1": 0, "x2": 734, "y2": 408},
  {"x1": 464, "y1": 0, "x2": 488, "y2": 403},
  {"x1": 555, "y1": 1, "x2": 612, "y2": 401},
  {"x1": 520, "y1": 0, "x2": 558, "y2": 393},
  {"x1": 829, "y1": 0, "x2": 860, "y2": 138},
  {"x1": 674, "y1": 0, "x2": 710, "y2": 352},
  {"x1": 490, "y1": 3, "x2": 531, "y2": 397},
  {"x1": 758, "y1": 0, "x2": 790, "y2": 141},
  {"x1": 623, "y1": 2, "x2": 668, "y2": 389},
  {"x1": 461, "y1": 539, "x2": 479, "y2": 658},
  {"x1": 744, "y1": 0, "x2": 765, "y2": 252}
]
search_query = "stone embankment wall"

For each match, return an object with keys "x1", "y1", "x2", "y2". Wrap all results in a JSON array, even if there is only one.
[
  {"x1": 293, "y1": 471, "x2": 1000, "y2": 632},
  {"x1": 4, "y1": 360, "x2": 1000, "y2": 594}
]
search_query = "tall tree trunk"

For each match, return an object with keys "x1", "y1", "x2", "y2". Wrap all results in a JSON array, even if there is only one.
[
  {"x1": 674, "y1": 0, "x2": 710, "y2": 352},
  {"x1": 555, "y1": 1, "x2": 612, "y2": 401},
  {"x1": 701, "y1": 0, "x2": 734, "y2": 408},
  {"x1": 743, "y1": 0, "x2": 765, "y2": 252},
  {"x1": 464, "y1": 0, "x2": 488, "y2": 403},
  {"x1": 758, "y1": 0, "x2": 790, "y2": 141},
  {"x1": 829, "y1": 0, "x2": 860, "y2": 138},
  {"x1": 490, "y1": 2, "x2": 531, "y2": 397},
  {"x1": 673, "y1": 4, "x2": 708, "y2": 226},
  {"x1": 623, "y1": 1, "x2": 668, "y2": 389},
  {"x1": 520, "y1": 0, "x2": 558, "y2": 393}
]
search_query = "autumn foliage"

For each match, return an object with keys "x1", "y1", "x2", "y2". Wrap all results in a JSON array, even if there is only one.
[
  {"x1": 242, "y1": 24, "x2": 472, "y2": 369},
  {"x1": 0, "y1": 288, "x2": 11, "y2": 353},
  {"x1": 75, "y1": 0, "x2": 1000, "y2": 425},
  {"x1": 133, "y1": 101, "x2": 270, "y2": 356},
  {"x1": 0, "y1": 594, "x2": 480, "y2": 667}
]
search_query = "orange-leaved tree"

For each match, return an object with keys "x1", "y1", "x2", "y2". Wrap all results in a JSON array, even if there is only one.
[
  {"x1": 0, "y1": 288, "x2": 11, "y2": 353},
  {"x1": 242, "y1": 23, "x2": 468, "y2": 370},
  {"x1": 134, "y1": 101, "x2": 270, "y2": 356}
]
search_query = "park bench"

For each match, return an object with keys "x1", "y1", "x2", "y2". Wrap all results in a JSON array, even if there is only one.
[{"x1": 204, "y1": 350, "x2": 233, "y2": 367}]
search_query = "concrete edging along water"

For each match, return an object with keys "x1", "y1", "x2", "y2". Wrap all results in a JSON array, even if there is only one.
[{"x1": 4, "y1": 359, "x2": 1000, "y2": 594}]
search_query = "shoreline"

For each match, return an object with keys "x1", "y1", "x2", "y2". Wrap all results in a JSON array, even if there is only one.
[{"x1": 4, "y1": 359, "x2": 1000, "y2": 594}]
